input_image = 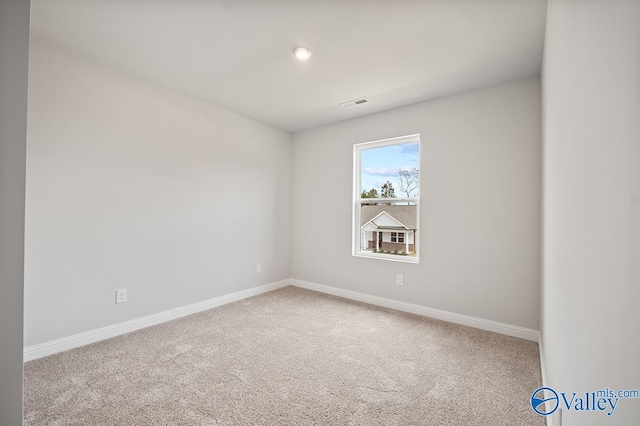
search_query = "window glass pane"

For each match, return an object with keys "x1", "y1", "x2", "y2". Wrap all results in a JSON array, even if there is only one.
[
  {"x1": 360, "y1": 142, "x2": 420, "y2": 198},
  {"x1": 359, "y1": 201, "x2": 418, "y2": 258}
]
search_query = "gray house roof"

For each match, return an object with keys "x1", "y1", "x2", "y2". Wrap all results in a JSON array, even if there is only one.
[{"x1": 361, "y1": 205, "x2": 417, "y2": 230}]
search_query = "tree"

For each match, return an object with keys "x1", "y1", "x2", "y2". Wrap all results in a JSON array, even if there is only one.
[
  {"x1": 380, "y1": 181, "x2": 396, "y2": 198},
  {"x1": 398, "y1": 167, "x2": 419, "y2": 197},
  {"x1": 361, "y1": 188, "x2": 378, "y2": 199}
]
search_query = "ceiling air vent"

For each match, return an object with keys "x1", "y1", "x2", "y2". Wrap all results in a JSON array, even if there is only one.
[{"x1": 339, "y1": 97, "x2": 369, "y2": 108}]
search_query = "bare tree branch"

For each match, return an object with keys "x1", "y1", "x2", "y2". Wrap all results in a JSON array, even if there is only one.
[{"x1": 398, "y1": 167, "x2": 419, "y2": 197}]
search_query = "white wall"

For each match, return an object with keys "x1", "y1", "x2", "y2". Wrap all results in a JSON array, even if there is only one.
[
  {"x1": 25, "y1": 45, "x2": 292, "y2": 347},
  {"x1": 291, "y1": 77, "x2": 541, "y2": 330},
  {"x1": 542, "y1": 1, "x2": 640, "y2": 424},
  {"x1": 0, "y1": 0, "x2": 30, "y2": 423}
]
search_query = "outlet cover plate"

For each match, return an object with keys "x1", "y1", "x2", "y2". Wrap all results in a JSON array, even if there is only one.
[{"x1": 116, "y1": 288, "x2": 127, "y2": 304}]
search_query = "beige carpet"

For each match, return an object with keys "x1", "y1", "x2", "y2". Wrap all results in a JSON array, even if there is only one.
[{"x1": 24, "y1": 286, "x2": 544, "y2": 425}]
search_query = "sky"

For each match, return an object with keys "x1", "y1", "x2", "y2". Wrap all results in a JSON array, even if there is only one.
[{"x1": 361, "y1": 142, "x2": 419, "y2": 197}]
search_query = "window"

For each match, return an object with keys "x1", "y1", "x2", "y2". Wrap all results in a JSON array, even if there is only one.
[
  {"x1": 391, "y1": 232, "x2": 405, "y2": 243},
  {"x1": 353, "y1": 134, "x2": 420, "y2": 263}
]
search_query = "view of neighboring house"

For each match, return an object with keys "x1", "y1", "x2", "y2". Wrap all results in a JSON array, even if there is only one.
[{"x1": 360, "y1": 205, "x2": 417, "y2": 254}]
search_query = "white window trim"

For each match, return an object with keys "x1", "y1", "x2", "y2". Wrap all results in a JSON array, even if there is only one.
[
  {"x1": 352, "y1": 134, "x2": 420, "y2": 264},
  {"x1": 391, "y1": 232, "x2": 405, "y2": 243}
]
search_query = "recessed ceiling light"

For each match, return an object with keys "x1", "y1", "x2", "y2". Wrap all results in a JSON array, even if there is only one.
[{"x1": 293, "y1": 46, "x2": 312, "y2": 61}]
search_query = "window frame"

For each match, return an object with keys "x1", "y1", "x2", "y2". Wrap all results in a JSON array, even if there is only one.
[
  {"x1": 391, "y1": 232, "x2": 405, "y2": 243},
  {"x1": 352, "y1": 134, "x2": 420, "y2": 264}
]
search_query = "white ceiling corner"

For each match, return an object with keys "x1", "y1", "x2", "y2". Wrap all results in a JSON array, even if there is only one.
[{"x1": 30, "y1": 0, "x2": 547, "y2": 133}]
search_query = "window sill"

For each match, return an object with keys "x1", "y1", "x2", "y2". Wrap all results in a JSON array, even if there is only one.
[{"x1": 353, "y1": 252, "x2": 419, "y2": 264}]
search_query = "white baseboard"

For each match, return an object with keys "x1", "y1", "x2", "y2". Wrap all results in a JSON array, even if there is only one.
[
  {"x1": 25, "y1": 279, "x2": 540, "y2": 361},
  {"x1": 23, "y1": 279, "x2": 291, "y2": 362},
  {"x1": 291, "y1": 279, "x2": 539, "y2": 342}
]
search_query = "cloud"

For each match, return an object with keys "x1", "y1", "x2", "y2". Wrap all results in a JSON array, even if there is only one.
[
  {"x1": 398, "y1": 165, "x2": 419, "y2": 171},
  {"x1": 363, "y1": 167, "x2": 399, "y2": 177}
]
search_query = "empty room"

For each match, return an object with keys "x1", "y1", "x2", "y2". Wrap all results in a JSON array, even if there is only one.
[{"x1": 1, "y1": 0, "x2": 639, "y2": 425}]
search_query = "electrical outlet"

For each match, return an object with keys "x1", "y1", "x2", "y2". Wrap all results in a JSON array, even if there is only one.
[
  {"x1": 396, "y1": 274, "x2": 403, "y2": 286},
  {"x1": 116, "y1": 288, "x2": 127, "y2": 304},
  {"x1": 256, "y1": 264, "x2": 261, "y2": 273}
]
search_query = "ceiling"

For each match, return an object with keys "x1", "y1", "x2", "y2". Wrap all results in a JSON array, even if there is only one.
[{"x1": 30, "y1": 0, "x2": 547, "y2": 133}]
